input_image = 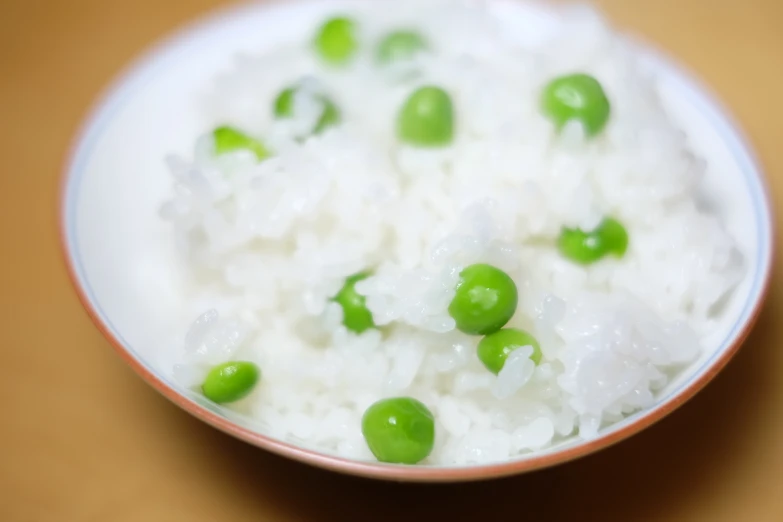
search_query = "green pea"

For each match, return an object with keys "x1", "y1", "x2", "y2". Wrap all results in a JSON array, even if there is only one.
[
  {"x1": 376, "y1": 30, "x2": 427, "y2": 63},
  {"x1": 314, "y1": 17, "x2": 358, "y2": 65},
  {"x1": 361, "y1": 397, "x2": 435, "y2": 464},
  {"x1": 397, "y1": 86, "x2": 454, "y2": 147},
  {"x1": 448, "y1": 264, "x2": 518, "y2": 335},
  {"x1": 332, "y1": 272, "x2": 375, "y2": 334},
  {"x1": 201, "y1": 361, "x2": 260, "y2": 404},
  {"x1": 273, "y1": 85, "x2": 342, "y2": 136},
  {"x1": 597, "y1": 217, "x2": 629, "y2": 256},
  {"x1": 213, "y1": 126, "x2": 271, "y2": 161},
  {"x1": 557, "y1": 217, "x2": 629, "y2": 265},
  {"x1": 477, "y1": 328, "x2": 542, "y2": 375},
  {"x1": 541, "y1": 73, "x2": 611, "y2": 137},
  {"x1": 557, "y1": 228, "x2": 605, "y2": 265},
  {"x1": 274, "y1": 87, "x2": 295, "y2": 117}
]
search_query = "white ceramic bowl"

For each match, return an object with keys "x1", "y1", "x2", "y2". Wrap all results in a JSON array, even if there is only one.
[{"x1": 60, "y1": 0, "x2": 774, "y2": 481}]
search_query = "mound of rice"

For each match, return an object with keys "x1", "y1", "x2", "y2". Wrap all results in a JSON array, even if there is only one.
[{"x1": 159, "y1": 1, "x2": 744, "y2": 465}]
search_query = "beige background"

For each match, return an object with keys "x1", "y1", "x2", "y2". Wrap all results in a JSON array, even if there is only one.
[{"x1": 2, "y1": 0, "x2": 782, "y2": 520}]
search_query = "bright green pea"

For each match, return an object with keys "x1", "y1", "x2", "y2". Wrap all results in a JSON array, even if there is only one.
[
  {"x1": 201, "y1": 361, "x2": 260, "y2": 404},
  {"x1": 332, "y1": 272, "x2": 375, "y2": 334},
  {"x1": 541, "y1": 73, "x2": 611, "y2": 137},
  {"x1": 557, "y1": 227, "x2": 605, "y2": 265},
  {"x1": 274, "y1": 87, "x2": 296, "y2": 117},
  {"x1": 597, "y1": 217, "x2": 629, "y2": 256},
  {"x1": 314, "y1": 17, "x2": 358, "y2": 65},
  {"x1": 448, "y1": 264, "x2": 518, "y2": 335},
  {"x1": 477, "y1": 328, "x2": 542, "y2": 375},
  {"x1": 557, "y1": 217, "x2": 629, "y2": 265},
  {"x1": 397, "y1": 86, "x2": 454, "y2": 147},
  {"x1": 361, "y1": 397, "x2": 435, "y2": 464},
  {"x1": 213, "y1": 126, "x2": 271, "y2": 161},
  {"x1": 273, "y1": 85, "x2": 342, "y2": 135},
  {"x1": 376, "y1": 30, "x2": 427, "y2": 63}
]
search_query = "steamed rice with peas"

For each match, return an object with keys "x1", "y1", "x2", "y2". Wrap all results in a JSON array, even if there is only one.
[{"x1": 160, "y1": 1, "x2": 745, "y2": 465}]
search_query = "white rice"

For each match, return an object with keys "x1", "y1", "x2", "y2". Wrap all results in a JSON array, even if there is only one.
[{"x1": 160, "y1": 0, "x2": 745, "y2": 465}]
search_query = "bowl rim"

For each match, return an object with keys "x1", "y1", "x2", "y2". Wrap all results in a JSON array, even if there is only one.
[{"x1": 58, "y1": 0, "x2": 775, "y2": 482}]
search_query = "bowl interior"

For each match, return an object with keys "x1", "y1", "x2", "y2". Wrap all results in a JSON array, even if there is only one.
[{"x1": 62, "y1": 0, "x2": 772, "y2": 479}]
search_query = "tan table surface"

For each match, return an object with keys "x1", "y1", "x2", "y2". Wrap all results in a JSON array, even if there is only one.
[{"x1": 2, "y1": 0, "x2": 783, "y2": 520}]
